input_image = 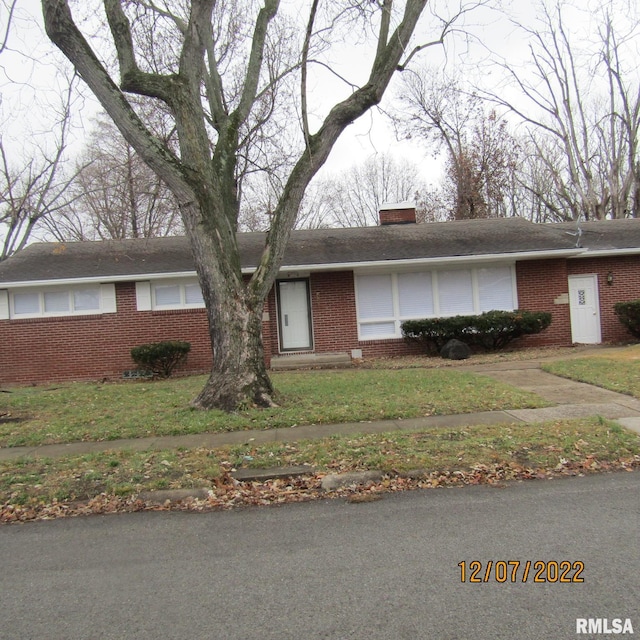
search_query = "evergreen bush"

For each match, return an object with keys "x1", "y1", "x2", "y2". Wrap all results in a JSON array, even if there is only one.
[
  {"x1": 130, "y1": 341, "x2": 191, "y2": 378},
  {"x1": 613, "y1": 300, "x2": 640, "y2": 339},
  {"x1": 402, "y1": 310, "x2": 552, "y2": 353}
]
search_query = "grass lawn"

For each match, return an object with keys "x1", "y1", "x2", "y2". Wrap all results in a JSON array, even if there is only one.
[
  {"x1": 0, "y1": 368, "x2": 549, "y2": 447},
  {"x1": 3, "y1": 350, "x2": 640, "y2": 521},
  {"x1": 2, "y1": 417, "x2": 639, "y2": 512},
  {"x1": 542, "y1": 351, "x2": 640, "y2": 398}
]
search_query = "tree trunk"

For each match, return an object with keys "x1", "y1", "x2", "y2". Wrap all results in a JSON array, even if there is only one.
[{"x1": 192, "y1": 288, "x2": 274, "y2": 411}]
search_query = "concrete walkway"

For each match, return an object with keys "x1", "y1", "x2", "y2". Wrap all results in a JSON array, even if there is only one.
[{"x1": 2, "y1": 357, "x2": 640, "y2": 462}]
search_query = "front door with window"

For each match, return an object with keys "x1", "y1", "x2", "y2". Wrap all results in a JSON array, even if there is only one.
[
  {"x1": 277, "y1": 279, "x2": 313, "y2": 351},
  {"x1": 568, "y1": 275, "x2": 601, "y2": 344}
]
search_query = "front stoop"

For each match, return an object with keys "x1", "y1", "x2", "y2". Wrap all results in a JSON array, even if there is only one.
[{"x1": 270, "y1": 352, "x2": 352, "y2": 370}]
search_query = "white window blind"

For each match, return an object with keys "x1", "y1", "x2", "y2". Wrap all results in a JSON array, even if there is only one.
[
  {"x1": 355, "y1": 263, "x2": 516, "y2": 341},
  {"x1": 11, "y1": 286, "x2": 111, "y2": 318},
  {"x1": 438, "y1": 270, "x2": 474, "y2": 316},
  {"x1": 74, "y1": 289, "x2": 101, "y2": 312},
  {"x1": 44, "y1": 291, "x2": 70, "y2": 313},
  {"x1": 360, "y1": 321, "x2": 396, "y2": 338},
  {"x1": 357, "y1": 274, "x2": 393, "y2": 319},
  {"x1": 398, "y1": 272, "x2": 433, "y2": 318},
  {"x1": 184, "y1": 283, "x2": 204, "y2": 305},
  {"x1": 150, "y1": 279, "x2": 205, "y2": 309},
  {"x1": 155, "y1": 284, "x2": 181, "y2": 306},
  {"x1": 477, "y1": 266, "x2": 514, "y2": 312},
  {"x1": 13, "y1": 292, "x2": 40, "y2": 315}
]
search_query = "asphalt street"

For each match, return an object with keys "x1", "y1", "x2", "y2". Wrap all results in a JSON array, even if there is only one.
[{"x1": 1, "y1": 471, "x2": 638, "y2": 640}]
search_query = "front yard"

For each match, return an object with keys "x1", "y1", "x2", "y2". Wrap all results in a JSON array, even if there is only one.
[
  {"x1": 0, "y1": 367, "x2": 548, "y2": 447},
  {"x1": 1, "y1": 346, "x2": 639, "y2": 522}
]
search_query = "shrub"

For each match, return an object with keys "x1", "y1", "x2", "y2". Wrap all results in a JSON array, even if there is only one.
[
  {"x1": 130, "y1": 341, "x2": 191, "y2": 378},
  {"x1": 402, "y1": 310, "x2": 552, "y2": 353},
  {"x1": 614, "y1": 300, "x2": 640, "y2": 339}
]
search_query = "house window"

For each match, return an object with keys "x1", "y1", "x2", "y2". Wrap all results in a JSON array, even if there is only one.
[
  {"x1": 356, "y1": 274, "x2": 396, "y2": 338},
  {"x1": 147, "y1": 279, "x2": 205, "y2": 310},
  {"x1": 355, "y1": 264, "x2": 516, "y2": 340},
  {"x1": 9, "y1": 284, "x2": 114, "y2": 319}
]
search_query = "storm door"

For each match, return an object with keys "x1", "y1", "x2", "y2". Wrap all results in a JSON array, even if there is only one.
[{"x1": 277, "y1": 279, "x2": 313, "y2": 351}]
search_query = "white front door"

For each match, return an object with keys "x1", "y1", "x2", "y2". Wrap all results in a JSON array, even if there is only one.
[
  {"x1": 277, "y1": 279, "x2": 313, "y2": 351},
  {"x1": 568, "y1": 275, "x2": 601, "y2": 344}
]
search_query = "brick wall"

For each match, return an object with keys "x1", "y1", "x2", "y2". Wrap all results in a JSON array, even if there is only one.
[
  {"x1": 2, "y1": 255, "x2": 638, "y2": 384},
  {"x1": 515, "y1": 259, "x2": 573, "y2": 347},
  {"x1": 0, "y1": 282, "x2": 213, "y2": 385},
  {"x1": 568, "y1": 255, "x2": 640, "y2": 343}
]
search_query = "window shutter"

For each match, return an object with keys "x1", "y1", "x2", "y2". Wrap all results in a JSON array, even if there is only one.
[
  {"x1": 100, "y1": 284, "x2": 117, "y2": 313},
  {"x1": 0, "y1": 290, "x2": 8, "y2": 320},
  {"x1": 135, "y1": 281, "x2": 152, "y2": 311}
]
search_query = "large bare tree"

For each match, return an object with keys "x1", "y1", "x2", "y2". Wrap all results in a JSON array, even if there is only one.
[
  {"x1": 484, "y1": 0, "x2": 640, "y2": 220},
  {"x1": 41, "y1": 0, "x2": 482, "y2": 411}
]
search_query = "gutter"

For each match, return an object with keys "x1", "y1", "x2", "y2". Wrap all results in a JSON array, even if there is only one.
[{"x1": 0, "y1": 248, "x2": 587, "y2": 289}]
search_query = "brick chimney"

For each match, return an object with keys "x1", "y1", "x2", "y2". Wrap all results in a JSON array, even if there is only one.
[{"x1": 379, "y1": 202, "x2": 417, "y2": 225}]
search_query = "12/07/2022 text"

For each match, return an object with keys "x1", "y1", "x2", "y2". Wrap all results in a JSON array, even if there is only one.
[{"x1": 458, "y1": 560, "x2": 584, "y2": 583}]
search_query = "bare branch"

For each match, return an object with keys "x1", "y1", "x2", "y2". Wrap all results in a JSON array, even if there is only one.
[
  {"x1": 0, "y1": 0, "x2": 18, "y2": 54},
  {"x1": 301, "y1": 0, "x2": 320, "y2": 144}
]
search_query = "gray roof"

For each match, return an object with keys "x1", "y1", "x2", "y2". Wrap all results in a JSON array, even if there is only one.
[{"x1": 1, "y1": 217, "x2": 639, "y2": 285}]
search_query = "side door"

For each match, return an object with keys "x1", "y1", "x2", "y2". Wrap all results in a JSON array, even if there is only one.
[{"x1": 568, "y1": 275, "x2": 601, "y2": 344}]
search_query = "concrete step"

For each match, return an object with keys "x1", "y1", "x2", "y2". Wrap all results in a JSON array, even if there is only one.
[{"x1": 270, "y1": 352, "x2": 352, "y2": 370}]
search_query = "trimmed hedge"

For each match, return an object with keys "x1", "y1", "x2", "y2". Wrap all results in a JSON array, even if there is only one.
[
  {"x1": 614, "y1": 300, "x2": 640, "y2": 339},
  {"x1": 130, "y1": 341, "x2": 191, "y2": 378},
  {"x1": 401, "y1": 310, "x2": 552, "y2": 352}
]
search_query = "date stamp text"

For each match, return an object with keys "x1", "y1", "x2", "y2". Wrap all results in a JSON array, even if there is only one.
[{"x1": 458, "y1": 560, "x2": 584, "y2": 583}]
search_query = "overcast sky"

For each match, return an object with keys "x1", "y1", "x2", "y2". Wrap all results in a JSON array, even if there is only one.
[{"x1": 1, "y1": 1, "x2": 635, "y2": 186}]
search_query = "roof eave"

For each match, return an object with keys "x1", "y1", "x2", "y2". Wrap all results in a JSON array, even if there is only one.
[
  {"x1": 271, "y1": 248, "x2": 585, "y2": 275},
  {"x1": 569, "y1": 247, "x2": 640, "y2": 258},
  {"x1": 0, "y1": 270, "x2": 199, "y2": 289},
  {"x1": 0, "y1": 248, "x2": 589, "y2": 288}
]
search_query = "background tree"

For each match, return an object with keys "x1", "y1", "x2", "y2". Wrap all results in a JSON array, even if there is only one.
[
  {"x1": 44, "y1": 115, "x2": 183, "y2": 241},
  {"x1": 41, "y1": 0, "x2": 482, "y2": 411},
  {"x1": 301, "y1": 153, "x2": 425, "y2": 228},
  {"x1": 0, "y1": 72, "x2": 82, "y2": 260},
  {"x1": 0, "y1": 2, "x2": 85, "y2": 260},
  {"x1": 395, "y1": 70, "x2": 519, "y2": 220},
  {"x1": 484, "y1": 0, "x2": 640, "y2": 220}
]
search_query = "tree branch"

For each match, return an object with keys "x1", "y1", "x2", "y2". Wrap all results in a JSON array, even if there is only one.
[
  {"x1": 235, "y1": 0, "x2": 280, "y2": 126},
  {"x1": 103, "y1": 0, "x2": 176, "y2": 103},
  {"x1": 41, "y1": 0, "x2": 191, "y2": 202},
  {"x1": 250, "y1": 0, "x2": 429, "y2": 299},
  {"x1": 301, "y1": 0, "x2": 320, "y2": 145}
]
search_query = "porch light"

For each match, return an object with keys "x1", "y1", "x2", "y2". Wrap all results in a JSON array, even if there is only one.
[{"x1": 607, "y1": 272, "x2": 614, "y2": 285}]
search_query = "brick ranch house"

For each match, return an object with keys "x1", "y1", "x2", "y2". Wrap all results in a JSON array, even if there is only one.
[{"x1": 1, "y1": 207, "x2": 639, "y2": 385}]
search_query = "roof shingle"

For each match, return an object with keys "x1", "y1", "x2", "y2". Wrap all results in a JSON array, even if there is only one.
[{"x1": 0, "y1": 217, "x2": 638, "y2": 285}]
